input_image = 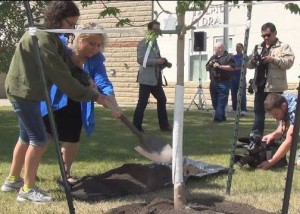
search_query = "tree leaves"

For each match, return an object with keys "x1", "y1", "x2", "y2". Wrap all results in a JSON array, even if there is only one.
[
  {"x1": 99, "y1": 7, "x2": 121, "y2": 17},
  {"x1": 285, "y1": 3, "x2": 300, "y2": 15},
  {"x1": 0, "y1": 1, "x2": 47, "y2": 73}
]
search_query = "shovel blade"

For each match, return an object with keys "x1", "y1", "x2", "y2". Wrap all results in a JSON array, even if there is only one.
[{"x1": 135, "y1": 143, "x2": 172, "y2": 163}]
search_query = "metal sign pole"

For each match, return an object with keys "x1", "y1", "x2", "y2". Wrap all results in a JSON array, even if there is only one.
[
  {"x1": 281, "y1": 76, "x2": 300, "y2": 214},
  {"x1": 23, "y1": 1, "x2": 75, "y2": 213}
]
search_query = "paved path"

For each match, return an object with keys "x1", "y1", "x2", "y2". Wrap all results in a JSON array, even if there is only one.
[{"x1": 0, "y1": 99, "x2": 11, "y2": 106}]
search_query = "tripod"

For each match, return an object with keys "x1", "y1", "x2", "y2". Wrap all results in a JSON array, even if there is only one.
[
  {"x1": 186, "y1": 78, "x2": 208, "y2": 111},
  {"x1": 187, "y1": 50, "x2": 208, "y2": 111}
]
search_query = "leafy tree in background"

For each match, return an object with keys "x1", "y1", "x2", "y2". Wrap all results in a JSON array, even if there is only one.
[
  {"x1": 0, "y1": 0, "x2": 93, "y2": 73},
  {"x1": 0, "y1": 1, "x2": 48, "y2": 72}
]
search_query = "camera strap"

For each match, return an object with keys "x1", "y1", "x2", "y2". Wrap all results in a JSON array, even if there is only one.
[{"x1": 162, "y1": 72, "x2": 168, "y2": 87}]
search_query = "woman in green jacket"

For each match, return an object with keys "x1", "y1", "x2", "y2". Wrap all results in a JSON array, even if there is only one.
[{"x1": 1, "y1": 1, "x2": 108, "y2": 203}]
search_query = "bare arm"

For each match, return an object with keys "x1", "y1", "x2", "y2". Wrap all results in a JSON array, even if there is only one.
[{"x1": 258, "y1": 124, "x2": 293, "y2": 170}]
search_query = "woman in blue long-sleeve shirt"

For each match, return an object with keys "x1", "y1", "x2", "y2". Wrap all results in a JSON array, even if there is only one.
[{"x1": 41, "y1": 23, "x2": 121, "y2": 183}]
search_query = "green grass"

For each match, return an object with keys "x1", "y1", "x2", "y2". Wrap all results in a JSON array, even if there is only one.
[{"x1": 0, "y1": 106, "x2": 299, "y2": 213}]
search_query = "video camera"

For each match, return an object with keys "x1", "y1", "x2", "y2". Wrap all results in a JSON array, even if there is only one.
[{"x1": 234, "y1": 130, "x2": 287, "y2": 168}]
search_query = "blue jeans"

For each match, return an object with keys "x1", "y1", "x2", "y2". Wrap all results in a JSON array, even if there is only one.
[
  {"x1": 210, "y1": 80, "x2": 231, "y2": 121},
  {"x1": 231, "y1": 73, "x2": 247, "y2": 112},
  {"x1": 12, "y1": 100, "x2": 47, "y2": 146}
]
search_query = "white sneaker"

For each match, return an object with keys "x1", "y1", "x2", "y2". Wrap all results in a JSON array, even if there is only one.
[
  {"x1": 17, "y1": 186, "x2": 52, "y2": 203},
  {"x1": 241, "y1": 111, "x2": 247, "y2": 116},
  {"x1": 1, "y1": 178, "x2": 24, "y2": 192}
]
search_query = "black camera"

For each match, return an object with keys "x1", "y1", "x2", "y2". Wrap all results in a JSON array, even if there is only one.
[
  {"x1": 247, "y1": 79, "x2": 254, "y2": 94},
  {"x1": 160, "y1": 58, "x2": 172, "y2": 70},
  {"x1": 164, "y1": 60, "x2": 172, "y2": 68},
  {"x1": 251, "y1": 48, "x2": 269, "y2": 67}
]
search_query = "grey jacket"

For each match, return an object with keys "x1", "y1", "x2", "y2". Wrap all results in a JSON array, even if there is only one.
[
  {"x1": 136, "y1": 39, "x2": 162, "y2": 86},
  {"x1": 246, "y1": 39, "x2": 295, "y2": 92}
]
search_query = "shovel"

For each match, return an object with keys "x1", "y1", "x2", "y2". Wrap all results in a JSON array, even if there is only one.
[{"x1": 104, "y1": 96, "x2": 172, "y2": 163}]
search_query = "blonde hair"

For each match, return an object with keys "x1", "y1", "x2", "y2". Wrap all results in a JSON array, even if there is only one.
[{"x1": 71, "y1": 22, "x2": 108, "y2": 54}]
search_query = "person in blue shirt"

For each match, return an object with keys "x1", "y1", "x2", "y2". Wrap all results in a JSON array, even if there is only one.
[
  {"x1": 258, "y1": 93, "x2": 298, "y2": 170},
  {"x1": 41, "y1": 23, "x2": 121, "y2": 183},
  {"x1": 230, "y1": 43, "x2": 247, "y2": 115}
]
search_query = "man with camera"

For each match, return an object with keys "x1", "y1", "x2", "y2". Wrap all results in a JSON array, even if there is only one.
[
  {"x1": 206, "y1": 42, "x2": 235, "y2": 122},
  {"x1": 247, "y1": 22, "x2": 295, "y2": 135},
  {"x1": 258, "y1": 93, "x2": 298, "y2": 170},
  {"x1": 133, "y1": 20, "x2": 172, "y2": 133}
]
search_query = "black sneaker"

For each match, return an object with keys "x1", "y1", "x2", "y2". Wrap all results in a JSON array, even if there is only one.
[{"x1": 161, "y1": 125, "x2": 172, "y2": 132}]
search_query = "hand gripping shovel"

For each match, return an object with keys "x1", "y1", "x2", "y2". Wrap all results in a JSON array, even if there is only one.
[{"x1": 103, "y1": 96, "x2": 172, "y2": 163}]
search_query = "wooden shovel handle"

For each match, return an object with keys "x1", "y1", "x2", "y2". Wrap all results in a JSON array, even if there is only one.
[
  {"x1": 103, "y1": 95, "x2": 145, "y2": 142},
  {"x1": 120, "y1": 114, "x2": 144, "y2": 142}
]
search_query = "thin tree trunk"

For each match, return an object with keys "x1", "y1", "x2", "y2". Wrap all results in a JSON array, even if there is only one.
[{"x1": 172, "y1": 11, "x2": 186, "y2": 210}]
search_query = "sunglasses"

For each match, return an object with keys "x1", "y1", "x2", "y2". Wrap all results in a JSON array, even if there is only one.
[
  {"x1": 64, "y1": 19, "x2": 78, "y2": 29},
  {"x1": 261, "y1": 33, "x2": 272, "y2": 38}
]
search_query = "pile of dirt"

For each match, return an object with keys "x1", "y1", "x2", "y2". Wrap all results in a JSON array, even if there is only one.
[
  {"x1": 108, "y1": 197, "x2": 275, "y2": 214},
  {"x1": 68, "y1": 163, "x2": 274, "y2": 213},
  {"x1": 70, "y1": 163, "x2": 172, "y2": 201}
]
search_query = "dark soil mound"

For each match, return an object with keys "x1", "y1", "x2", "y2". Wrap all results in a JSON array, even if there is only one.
[
  {"x1": 107, "y1": 196, "x2": 275, "y2": 214},
  {"x1": 70, "y1": 163, "x2": 172, "y2": 201}
]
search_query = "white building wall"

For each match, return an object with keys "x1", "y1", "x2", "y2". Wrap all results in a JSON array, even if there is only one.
[{"x1": 154, "y1": 1, "x2": 300, "y2": 84}]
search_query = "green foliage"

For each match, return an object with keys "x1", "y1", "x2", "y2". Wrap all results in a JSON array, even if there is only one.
[
  {"x1": 80, "y1": 0, "x2": 96, "y2": 8},
  {"x1": 193, "y1": 0, "x2": 206, "y2": 10},
  {"x1": 177, "y1": 1, "x2": 192, "y2": 15},
  {"x1": 285, "y1": 3, "x2": 300, "y2": 15},
  {"x1": 99, "y1": 7, "x2": 121, "y2": 17},
  {"x1": 116, "y1": 18, "x2": 132, "y2": 27},
  {"x1": 0, "y1": 1, "x2": 47, "y2": 73},
  {"x1": 145, "y1": 29, "x2": 163, "y2": 44}
]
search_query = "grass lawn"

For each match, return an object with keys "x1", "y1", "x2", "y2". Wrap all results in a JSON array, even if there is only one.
[{"x1": 0, "y1": 106, "x2": 299, "y2": 214}]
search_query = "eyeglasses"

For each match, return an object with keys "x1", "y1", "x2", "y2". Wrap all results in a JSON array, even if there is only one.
[
  {"x1": 64, "y1": 18, "x2": 78, "y2": 29},
  {"x1": 261, "y1": 33, "x2": 272, "y2": 38}
]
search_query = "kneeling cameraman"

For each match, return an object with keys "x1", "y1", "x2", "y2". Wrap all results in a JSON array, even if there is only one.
[{"x1": 258, "y1": 93, "x2": 297, "y2": 170}]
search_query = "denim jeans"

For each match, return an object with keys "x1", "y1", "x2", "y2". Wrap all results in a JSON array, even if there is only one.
[
  {"x1": 12, "y1": 100, "x2": 47, "y2": 146},
  {"x1": 252, "y1": 89, "x2": 269, "y2": 135},
  {"x1": 210, "y1": 80, "x2": 231, "y2": 121},
  {"x1": 231, "y1": 73, "x2": 247, "y2": 112}
]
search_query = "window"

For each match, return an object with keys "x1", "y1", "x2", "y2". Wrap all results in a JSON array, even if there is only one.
[
  {"x1": 189, "y1": 54, "x2": 208, "y2": 82},
  {"x1": 213, "y1": 36, "x2": 234, "y2": 53},
  {"x1": 188, "y1": 37, "x2": 209, "y2": 82}
]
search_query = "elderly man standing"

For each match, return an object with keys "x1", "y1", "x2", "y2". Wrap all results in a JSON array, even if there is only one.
[
  {"x1": 247, "y1": 22, "x2": 295, "y2": 135},
  {"x1": 206, "y1": 43, "x2": 235, "y2": 122}
]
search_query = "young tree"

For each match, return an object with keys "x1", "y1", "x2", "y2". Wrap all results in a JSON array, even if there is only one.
[
  {"x1": 97, "y1": 0, "x2": 300, "y2": 210},
  {"x1": 1, "y1": 0, "x2": 300, "y2": 210}
]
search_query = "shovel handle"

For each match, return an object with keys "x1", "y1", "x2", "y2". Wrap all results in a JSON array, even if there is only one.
[
  {"x1": 103, "y1": 96, "x2": 145, "y2": 142},
  {"x1": 120, "y1": 114, "x2": 144, "y2": 142}
]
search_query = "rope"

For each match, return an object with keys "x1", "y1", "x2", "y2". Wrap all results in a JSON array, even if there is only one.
[{"x1": 226, "y1": 3, "x2": 252, "y2": 195}]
